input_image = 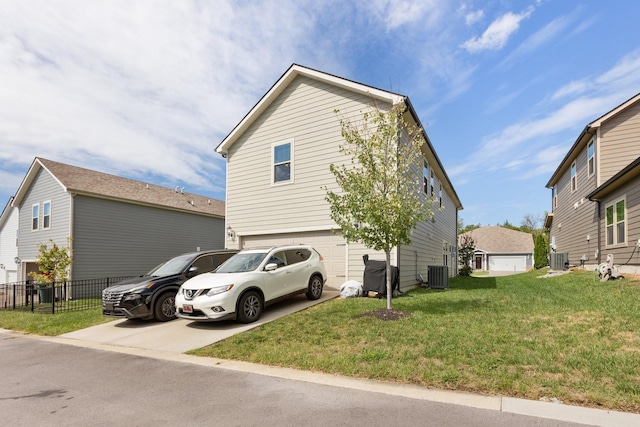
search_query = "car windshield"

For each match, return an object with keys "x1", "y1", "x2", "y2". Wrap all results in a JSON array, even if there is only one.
[
  {"x1": 147, "y1": 254, "x2": 193, "y2": 276},
  {"x1": 216, "y1": 252, "x2": 267, "y2": 273}
]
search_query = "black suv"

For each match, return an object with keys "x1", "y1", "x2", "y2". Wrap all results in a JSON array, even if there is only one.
[{"x1": 102, "y1": 250, "x2": 237, "y2": 321}]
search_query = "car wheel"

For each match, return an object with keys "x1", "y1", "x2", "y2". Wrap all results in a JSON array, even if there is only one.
[
  {"x1": 237, "y1": 291, "x2": 263, "y2": 324},
  {"x1": 154, "y1": 292, "x2": 177, "y2": 322},
  {"x1": 306, "y1": 275, "x2": 323, "y2": 300}
]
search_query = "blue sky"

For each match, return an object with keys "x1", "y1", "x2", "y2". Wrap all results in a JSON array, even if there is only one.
[{"x1": 1, "y1": 0, "x2": 639, "y2": 228}]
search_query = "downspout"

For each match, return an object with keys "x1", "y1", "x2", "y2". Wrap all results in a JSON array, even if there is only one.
[
  {"x1": 69, "y1": 192, "x2": 75, "y2": 281},
  {"x1": 595, "y1": 200, "x2": 601, "y2": 265},
  {"x1": 585, "y1": 126, "x2": 599, "y2": 265}
]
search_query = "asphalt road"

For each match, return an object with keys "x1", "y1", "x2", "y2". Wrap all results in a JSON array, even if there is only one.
[{"x1": 0, "y1": 331, "x2": 592, "y2": 427}]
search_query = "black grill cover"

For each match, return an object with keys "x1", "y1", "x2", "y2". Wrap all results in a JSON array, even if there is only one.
[{"x1": 362, "y1": 256, "x2": 399, "y2": 295}]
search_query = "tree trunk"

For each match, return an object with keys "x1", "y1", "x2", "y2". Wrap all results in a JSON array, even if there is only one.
[{"x1": 385, "y1": 250, "x2": 393, "y2": 310}]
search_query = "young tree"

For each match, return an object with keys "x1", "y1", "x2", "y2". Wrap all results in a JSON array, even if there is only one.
[
  {"x1": 29, "y1": 238, "x2": 72, "y2": 286},
  {"x1": 458, "y1": 234, "x2": 475, "y2": 276},
  {"x1": 326, "y1": 104, "x2": 432, "y2": 310},
  {"x1": 534, "y1": 233, "x2": 549, "y2": 269}
]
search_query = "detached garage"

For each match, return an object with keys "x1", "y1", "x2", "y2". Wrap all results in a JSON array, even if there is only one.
[
  {"x1": 460, "y1": 226, "x2": 534, "y2": 273},
  {"x1": 488, "y1": 255, "x2": 527, "y2": 273}
]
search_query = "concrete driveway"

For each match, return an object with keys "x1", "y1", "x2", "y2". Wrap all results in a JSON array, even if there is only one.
[{"x1": 61, "y1": 290, "x2": 338, "y2": 353}]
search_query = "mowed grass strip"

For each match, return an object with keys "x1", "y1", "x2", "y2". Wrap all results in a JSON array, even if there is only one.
[{"x1": 190, "y1": 269, "x2": 640, "y2": 413}]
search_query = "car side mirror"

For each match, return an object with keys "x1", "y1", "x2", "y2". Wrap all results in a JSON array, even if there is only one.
[
  {"x1": 187, "y1": 266, "x2": 199, "y2": 277},
  {"x1": 264, "y1": 263, "x2": 278, "y2": 271}
]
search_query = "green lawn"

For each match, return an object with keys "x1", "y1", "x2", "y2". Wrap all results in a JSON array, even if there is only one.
[
  {"x1": 189, "y1": 269, "x2": 640, "y2": 413},
  {"x1": 2, "y1": 268, "x2": 639, "y2": 413}
]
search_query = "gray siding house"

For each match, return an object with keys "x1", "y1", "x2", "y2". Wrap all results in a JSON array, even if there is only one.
[
  {"x1": 545, "y1": 92, "x2": 640, "y2": 274},
  {"x1": 459, "y1": 226, "x2": 534, "y2": 272},
  {"x1": 12, "y1": 158, "x2": 226, "y2": 281},
  {"x1": 216, "y1": 64, "x2": 463, "y2": 290}
]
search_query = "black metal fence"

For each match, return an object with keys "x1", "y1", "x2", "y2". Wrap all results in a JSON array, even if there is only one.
[{"x1": 0, "y1": 276, "x2": 135, "y2": 314}]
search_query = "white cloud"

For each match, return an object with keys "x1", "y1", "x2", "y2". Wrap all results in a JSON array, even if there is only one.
[
  {"x1": 465, "y1": 10, "x2": 484, "y2": 26},
  {"x1": 462, "y1": 7, "x2": 534, "y2": 53},
  {"x1": 498, "y1": 14, "x2": 573, "y2": 68},
  {"x1": 449, "y1": 49, "x2": 640, "y2": 181},
  {"x1": 0, "y1": 1, "x2": 322, "y2": 195},
  {"x1": 366, "y1": 0, "x2": 443, "y2": 30}
]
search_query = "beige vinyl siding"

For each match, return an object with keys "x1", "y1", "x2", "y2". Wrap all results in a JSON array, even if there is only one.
[
  {"x1": 226, "y1": 75, "x2": 389, "y2": 242},
  {"x1": 401, "y1": 188, "x2": 457, "y2": 283},
  {"x1": 549, "y1": 143, "x2": 599, "y2": 265},
  {"x1": 596, "y1": 181, "x2": 640, "y2": 265},
  {"x1": 599, "y1": 100, "x2": 640, "y2": 183}
]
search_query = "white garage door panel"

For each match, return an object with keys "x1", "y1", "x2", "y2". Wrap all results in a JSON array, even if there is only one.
[
  {"x1": 489, "y1": 255, "x2": 526, "y2": 272},
  {"x1": 241, "y1": 231, "x2": 345, "y2": 289}
]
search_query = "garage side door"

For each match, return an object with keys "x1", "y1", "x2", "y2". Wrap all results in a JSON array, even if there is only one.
[
  {"x1": 241, "y1": 231, "x2": 346, "y2": 289},
  {"x1": 489, "y1": 255, "x2": 526, "y2": 272}
]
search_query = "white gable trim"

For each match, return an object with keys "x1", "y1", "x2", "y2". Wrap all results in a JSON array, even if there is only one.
[
  {"x1": 589, "y1": 92, "x2": 640, "y2": 128},
  {"x1": 12, "y1": 158, "x2": 66, "y2": 208},
  {"x1": 216, "y1": 64, "x2": 404, "y2": 155}
]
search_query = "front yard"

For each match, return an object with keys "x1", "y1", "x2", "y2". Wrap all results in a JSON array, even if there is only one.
[{"x1": 190, "y1": 269, "x2": 640, "y2": 413}]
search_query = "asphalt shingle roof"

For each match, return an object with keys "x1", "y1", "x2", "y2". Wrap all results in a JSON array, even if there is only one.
[
  {"x1": 36, "y1": 158, "x2": 225, "y2": 217},
  {"x1": 459, "y1": 226, "x2": 533, "y2": 254}
]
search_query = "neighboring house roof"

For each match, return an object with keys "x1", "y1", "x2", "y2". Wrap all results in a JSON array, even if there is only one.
[
  {"x1": 460, "y1": 226, "x2": 533, "y2": 254},
  {"x1": 215, "y1": 63, "x2": 462, "y2": 210},
  {"x1": 546, "y1": 91, "x2": 640, "y2": 188},
  {"x1": 587, "y1": 156, "x2": 640, "y2": 201},
  {"x1": 12, "y1": 158, "x2": 225, "y2": 218}
]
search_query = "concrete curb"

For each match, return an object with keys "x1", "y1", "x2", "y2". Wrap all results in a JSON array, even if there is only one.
[{"x1": 4, "y1": 329, "x2": 639, "y2": 427}]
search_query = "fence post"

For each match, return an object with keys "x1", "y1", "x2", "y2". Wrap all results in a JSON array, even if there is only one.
[
  {"x1": 29, "y1": 281, "x2": 34, "y2": 312},
  {"x1": 51, "y1": 281, "x2": 55, "y2": 314}
]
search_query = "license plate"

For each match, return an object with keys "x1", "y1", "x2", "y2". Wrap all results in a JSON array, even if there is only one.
[
  {"x1": 182, "y1": 304, "x2": 193, "y2": 313},
  {"x1": 105, "y1": 303, "x2": 114, "y2": 311}
]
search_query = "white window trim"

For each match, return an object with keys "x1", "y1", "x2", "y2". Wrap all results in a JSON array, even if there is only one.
[
  {"x1": 570, "y1": 161, "x2": 577, "y2": 193},
  {"x1": 43, "y1": 200, "x2": 51, "y2": 230},
  {"x1": 31, "y1": 203, "x2": 39, "y2": 231},
  {"x1": 605, "y1": 197, "x2": 626, "y2": 247},
  {"x1": 587, "y1": 139, "x2": 595, "y2": 178},
  {"x1": 552, "y1": 186, "x2": 557, "y2": 210},
  {"x1": 271, "y1": 139, "x2": 294, "y2": 186}
]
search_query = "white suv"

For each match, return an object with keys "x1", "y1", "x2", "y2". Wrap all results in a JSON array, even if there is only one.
[{"x1": 175, "y1": 244, "x2": 326, "y2": 323}]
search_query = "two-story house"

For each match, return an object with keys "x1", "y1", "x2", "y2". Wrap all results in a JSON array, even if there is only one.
[
  {"x1": 545, "y1": 92, "x2": 640, "y2": 274},
  {"x1": 12, "y1": 157, "x2": 227, "y2": 282},
  {"x1": 216, "y1": 64, "x2": 463, "y2": 290}
]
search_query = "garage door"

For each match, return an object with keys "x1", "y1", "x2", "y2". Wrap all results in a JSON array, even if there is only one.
[
  {"x1": 489, "y1": 255, "x2": 526, "y2": 272},
  {"x1": 241, "y1": 231, "x2": 346, "y2": 289}
]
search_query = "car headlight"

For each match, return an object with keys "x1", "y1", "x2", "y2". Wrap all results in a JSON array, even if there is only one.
[
  {"x1": 206, "y1": 284, "x2": 234, "y2": 297},
  {"x1": 123, "y1": 293, "x2": 141, "y2": 302}
]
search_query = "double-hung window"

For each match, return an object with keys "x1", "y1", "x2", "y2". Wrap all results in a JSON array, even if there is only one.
[
  {"x1": 31, "y1": 204, "x2": 39, "y2": 231},
  {"x1": 423, "y1": 161, "x2": 429, "y2": 195},
  {"x1": 272, "y1": 140, "x2": 293, "y2": 184},
  {"x1": 43, "y1": 201, "x2": 51, "y2": 229},
  {"x1": 430, "y1": 171, "x2": 435, "y2": 195},
  {"x1": 552, "y1": 186, "x2": 557, "y2": 210},
  {"x1": 570, "y1": 161, "x2": 577, "y2": 192},
  {"x1": 606, "y1": 199, "x2": 625, "y2": 246},
  {"x1": 587, "y1": 139, "x2": 595, "y2": 177}
]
